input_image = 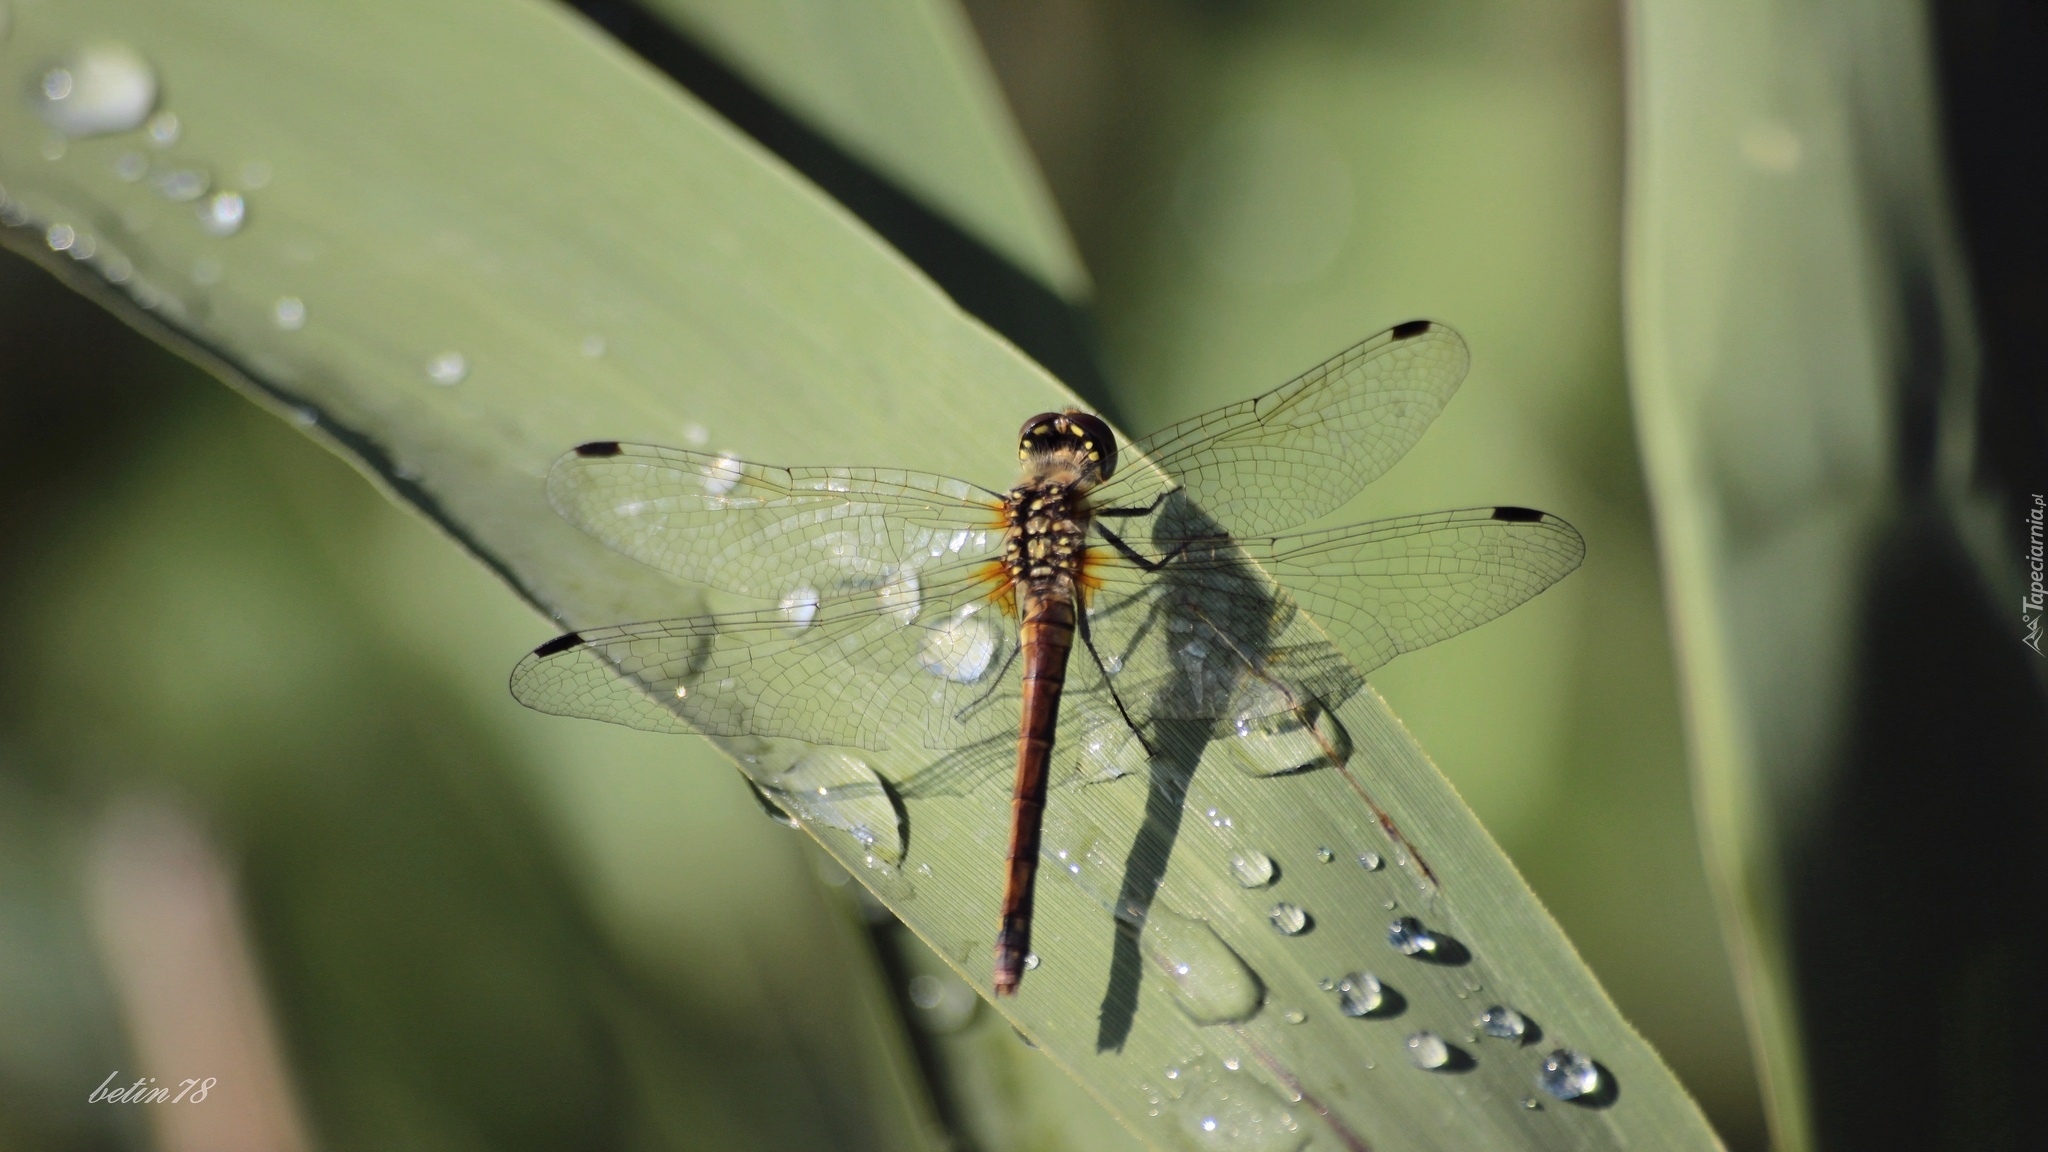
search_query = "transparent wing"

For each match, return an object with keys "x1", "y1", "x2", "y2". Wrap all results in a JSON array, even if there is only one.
[
  {"x1": 547, "y1": 442, "x2": 1006, "y2": 598},
  {"x1": 1090, "y1": 320, "x2": 1469, "y2": 536},
  {"x1": 509, "y1": 562, "x2": 1026, "y2": 752},
  {"x1": 1081, "y1": 506, "x2": 1584, "y2": 722}
]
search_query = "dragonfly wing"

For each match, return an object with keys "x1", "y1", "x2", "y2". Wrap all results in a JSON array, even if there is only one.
[
  {"x1": 1241, "y1": 506, "x2": 1585, "y2": 672},
  {"x1": 510, "y1": 564, "x2": 1024, "y2": 751},
  {"x1": 1090, "y1": 320, "x2": 1469, "y2": 536},
  {"x1": 1097, "y1": 506, "x2": 1584, "y2": 682},
  {"x1": 547, "y1": 442, "x2": 1005, "y2": 598},
  {"x1": 1077, "y1": 548, "x2": 1364, "y2": 730}
]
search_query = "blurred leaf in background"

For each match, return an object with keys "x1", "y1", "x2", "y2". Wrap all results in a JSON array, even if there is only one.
[{"x1": 1628, "y1": 1, "x2": 2048, "y2": 1150}]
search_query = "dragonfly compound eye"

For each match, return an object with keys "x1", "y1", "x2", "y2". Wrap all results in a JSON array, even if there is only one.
[{"x1": 1017, "y1": 410, "x2": 1117, "y2": 480}]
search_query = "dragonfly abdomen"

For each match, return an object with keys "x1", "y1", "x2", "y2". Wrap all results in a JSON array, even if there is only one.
[{"x1": 994, "y1": 583, "x2": 1078, "y2": 996}]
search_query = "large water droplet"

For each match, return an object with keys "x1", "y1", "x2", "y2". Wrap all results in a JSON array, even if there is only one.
[
  {"x1": 918, "y1": 603, "x2": 998, "y2": 682},
  {"x1": 1230, "y1": 849, "x2": 1275, "y2": 888},
  {"x1": 426, "y1": 351, "x2": 468, "y2": 385},
  {"x1": 749, "y1": 750, "x2": 904, "y2": 862},
  {"x1": 273, "y1": 297, "x2": 306, "y2": 331},
  {"x1": 1405, "y1": 1032, "x2": 1450, "y2": 1070},
  {"x1": 1223, "y1": 691, "x2": 1351, "y2": 778},
  {"x1": 1357, "y1": 851, "x2": 1382, "y2": 871},
  {"x1": 1538, "y1": 1049, "x2": 1600, "y2": 1100},
  {"x1": 1268, "y1": 903, "x2": 1309, "y2": 936},
  {"x1": 1478, "y1": 1005, "x2": 1528, "y2": 1042},
  {"x1": 31, "y1": 43, "x2": 156, "y2": 137},
  {"x1": 44, "y1": 223, "x2": 76, "y2": 252},
  {"x1": 779, "y1": 585, "x2": 819, "y2": 630},
  {"x1": 1331, "y1": 971, "x2": 1382, "y2": 1017},
  {"x1": 1167, "y1": 1060, "x2": 1306, "y2": 1152},
  {"x1": 1143, "y1": 910, "x2": 1263, "y2": 1025},
  {"x1": 877, "y1": 570, "x2": 921, "y2": 625},
  {"x1": 1387, "y1": 916, "x2": 1438, "y2": 957},
  {"x1": 196, "y1": 191, "x2": 244, "y2": 236}
]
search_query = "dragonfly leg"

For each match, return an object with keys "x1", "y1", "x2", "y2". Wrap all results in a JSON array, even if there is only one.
[
  {"x1": 1093, "y1": 491, "x2": 1172, "y2": 518},
  {"x1": 1094, "y1": 523, "x2": 1212, "y2": 573},
  {"x1": 1076, "y1": 606, "x2": 1157, "y2": 759}
]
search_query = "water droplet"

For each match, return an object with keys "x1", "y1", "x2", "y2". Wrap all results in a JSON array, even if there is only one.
[
  {"x1": 190, "y1": 257, "x2": 221, "y2": 285},
  {"x1": 1282, "y1": 1009, "x2": 1305, "y2": 1024},
  {"x1": 1404, "y1": 1032, "x2": 1449, "y2": 1070},
  {"x1": 146, "y1": 110, "x2": 179, "y2": 146},
  {"x1": 1142, "y1": 910, "x2": 1264, "y2": 1025},
  {"x1": 288, "y1": 407, "x2": 318, "y2": 428},
  {"x1": 1478, "y1": 1005, "x2": 1528, "y2": 1042},
  {"x1": 44, "y1": 223, "x2": 75, "y2": 251},
  {"x1": 239, "y1": 159, "x2": 272, "y2": 188},
  {"x1": 877, "y1": 570, "x2": 921, "y2": 625},
  {"x1": 1268, "y1": 903, "x2": 1309, "y2": 935},
  {"x1": 39, "y1": 136, "x2": 65, "y2": 161},
  {"x1": 1538, "y1": 1049, "x2": 1600, "y2": 1101},
  {"x1": 151, "y1": 168, "x2": 208, "y2": 202},
  {"x1": 31, "y1": 44, "x2": 156, "y2": 137},
  {"x1": 918, "y1": 603, "x2": 997, "y2": 682},
  {"x1": 779, "y1": 585, "x2": 818, "y2": 630},
  {"x1": 426, "y1": 351, "x2": 468, "y2": 385},
  {"x1": 273, "y1": 296, "x2": 306, "y2": 331},
  {"x1": 1205, "y1": 807, "x2": 1234, "y2": 829},
  {"x1": 1387, "y1": 916, "x2": 1438, "y2": 957},
  {"x1": 1023, "y1": 952, "x2": 1040, "y2": 971},
  {"x1": 112, "y1": 151, "x2": 147, "y2": 181},
  {"x1": 1169, "y1": 1060, "x2": 1305, "y2": 1152},
  {"x1": 1229, "y1": 849, "x2": 1275, "y2": 888},
  {"x1": 906, "y1": 972, "x2": 977, "y2": 1033},
  {"x1": 65, "y1": 233, "x2": 96, "y2": 260},
  {"x1": 580, "y1": 333, "x2": 606, "y2": 358},
  {"x1": 197, "y1": 191, "x2": 244, "y2": 236},
  {"x1": 1331, "y1": 971, "x2": 1382, "y2": 1017},
  {"x1": 750, "y1": 750, "x2": 903, "y2": 862},
  {"x1": 1314, "y1": 846, "x2": 1334, "y2": 863},
  {"x1": 1223, "y1": 692, "x2": 1352, "y2": 777},
  {"x1": 1358, "y1": 851, "x2": 1382, "y2": 871},
  {"x1": 682, "y1": 422, "x2": 709, "y2": 447},
  {"x1": 1520, "y1": 1095, "x2": 1542, "y2": 1110},
  {"x1": 100, "y1": 254, "x2": 133, "y2": 283}
]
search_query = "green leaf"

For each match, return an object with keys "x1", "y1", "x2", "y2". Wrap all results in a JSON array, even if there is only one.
[
  {"x1": 1625, "y1": 3, "x2": 1986, "y2": 1149},
  {"x1": 641, "y1": 0, "x2": 1088, "y2": 299},
  {"x1": 1, "y1": 1, "x2": 1721, "y2": 1148}
]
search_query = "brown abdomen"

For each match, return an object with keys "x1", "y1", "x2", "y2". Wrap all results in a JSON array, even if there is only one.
[{"x1": 993, "y1": 585, "x2": 1076, "y2": 995}]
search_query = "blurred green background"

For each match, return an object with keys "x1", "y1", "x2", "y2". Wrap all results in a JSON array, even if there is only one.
[{"x1": 2, "y1": 1, "x2": 2040, "y2": 1150}]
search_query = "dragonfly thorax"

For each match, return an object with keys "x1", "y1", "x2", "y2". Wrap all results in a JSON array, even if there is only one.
[{"x1": 1002, "y1": 480, "x2": 1091, "y2": 587}]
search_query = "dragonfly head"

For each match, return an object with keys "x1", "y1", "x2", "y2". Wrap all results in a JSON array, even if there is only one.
[{"x1": 1018, "y1": 409, "x2": 1117, "y2": 486}]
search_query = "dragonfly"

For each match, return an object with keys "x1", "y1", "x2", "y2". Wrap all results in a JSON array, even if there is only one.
[{"x1": 510, "y1": 319, "x2": 1584, "y2": 996}]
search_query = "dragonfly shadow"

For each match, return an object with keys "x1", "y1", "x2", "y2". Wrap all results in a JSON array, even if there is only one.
[{"x1": 1094, "y1": 494, "x2": 1288, "y2": 1052}]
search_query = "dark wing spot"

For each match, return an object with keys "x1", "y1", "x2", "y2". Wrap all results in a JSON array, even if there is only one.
[
  {"x1": 574, "y1": 441, "x2": 623, "y2": 458},
  {"x1": 533, "y1": 632, "x2": 586, "y2": 657},
  {"x1": 1492, "y1": 506, "x2": 1545, "y2": 522},
  {"x1": 1391, "y1": 319, "x2": 1433, "y2": 339}
]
